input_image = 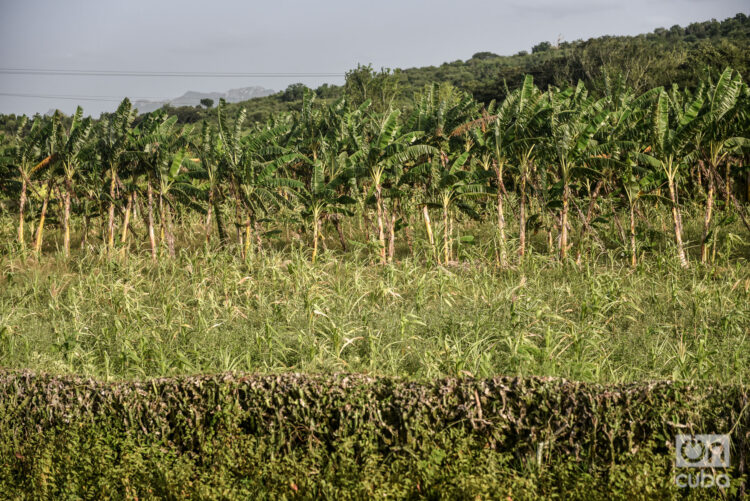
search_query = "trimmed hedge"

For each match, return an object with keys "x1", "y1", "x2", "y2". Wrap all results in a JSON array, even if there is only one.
[{"x1": 0, "y1": 370, "x2": 747, "y2": 499}]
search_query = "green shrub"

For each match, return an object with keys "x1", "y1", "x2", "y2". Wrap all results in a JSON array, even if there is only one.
[{"x1": 0, "y1": 371, "x2": 746, "y2": 499}]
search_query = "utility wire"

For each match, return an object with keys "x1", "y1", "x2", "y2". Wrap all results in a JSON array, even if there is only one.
[
  {"x1": 0, "y1": 92, "x2": 171, "y2": 102},
  {"x1": 0, "y1": 68, "x2": 345, "y2": 77}
]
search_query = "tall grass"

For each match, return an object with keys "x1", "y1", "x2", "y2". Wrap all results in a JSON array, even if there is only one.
[{"x1": 1, "y1": 214, "x2": 747, "y2": 383}]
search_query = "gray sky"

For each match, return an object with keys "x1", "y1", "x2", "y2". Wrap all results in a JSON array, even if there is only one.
[{"x1": 0, "y1": 0, "x2": 746, "y2": 116}]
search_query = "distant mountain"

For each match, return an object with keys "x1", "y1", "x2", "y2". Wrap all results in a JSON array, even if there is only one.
[{"x1": 134, "y1": 86, "x2": 276, "y2": 113}]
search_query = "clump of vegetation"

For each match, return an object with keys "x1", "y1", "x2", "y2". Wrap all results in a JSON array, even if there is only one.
[
  {"x1": 1, "y1": 371, "x2": 747, "y2": 499},
  {"x1": 0, "y1": 246, "x2": 748, "y2": 382},
  {"x1": 1, "y1": 68, "x2": 748, "y2": 268}
]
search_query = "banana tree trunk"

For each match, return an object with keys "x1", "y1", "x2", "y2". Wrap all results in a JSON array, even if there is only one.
[
  {"x1": 98, "y1": 200, "x2": 105, "y2": 242},
  {"x1": 81, "y1": 203, "x2": 89, "y2": 249},
  {"x1": 107, "y1": 168, "x2": 117, "y2": 251},
  {"x1": 518, "y1": 174, "x2": 526, "y2": 258},
  {"x1": 163, "y1": 198, "x2": 176, "y2": 258},
  {"x1": 724, "y1": 163, "x2": 731, "y2": 206},
  {"x1": 147, "y1": 182, "x2": 157, "y2": 261},
  {"x1": 132, "y1": 191, "x2": 139, "y2": 222},
  {"x1": 214, "y1": 200, "x2": 227, "y2": 245},
  {"x1": 422, "y1": 205, "x2": 438, "y2": 264},
  {"x1": 204, "y1": 189, "x2": 214, "y2": 244},
  {"x1": 318, "y1": 223, "x2": 327, "y2": 252},
  {"x1": 375, "y1": 184, "x2": 386, "y2": 264},
  {"x1": 120, "y1": 191, "x2": 133, "y2": 252},
  {"x1": 667, "y1": 175, "x2": 688, "y2": 268},
  {"x1": 629, "y1": 203, "x2": 637, "y2": 268},
  {"x1": 575, "y1": 179, "x2": 603, "y2": 264},
  {"x1": 233, "y1": 191, "x2": 244, "y2": 252},
  {"x1": 387, "y1": 207, "x2": 396, "y2": 264},
  {"x1": 496, "y1": 165, "x2": 507, "y2": 266},
  {"x1": 700, "y1": 167, "x2": 715, "y2": 264},
  {"x1": 442, "y1": 202, "x2": 450, "y2": 264},
  {"x1": 62, "y1": 179, "x2": 72, "y2": 257},
  {"x1": 332, "y1": 214, "x2": 347, "y2": 251},
  {"x1": 18, "y1": 177, "x2": 27, "y2": 248},
  {"x1": 158, "y1": 193, "x2": 165, "y2": 250},
  {"x1": 243, "y1": 216, "x2": 252, "y2": 260},
  {"x1": 449, "y1": 213, "x2": 454, "y2": 263},
  {"x1": 559, "y1": 183, "x2": 570, "y2": 261},
  {"x1": 312, "y1": 214, "x2": 320, "y2": 263},
  {"x1": 34, "y1": 179, "x2": 53, "y2": 255}
]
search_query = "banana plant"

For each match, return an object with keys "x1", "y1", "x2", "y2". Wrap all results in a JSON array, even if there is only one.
[
  {"x1": 635, "y1": 87, "x2": 705, "y2": 267},
  {"x1": 133, "y1": 111, "x2": 190, "y2": 258},
  {"x1": 196, "y1": 121, "x2": 226, "y2": 243},
  {"x1": 7, "y1": 116, "x2": 41, "y2": 248},
  {"x1": 52, "y1": 107, "x2": 93, "y2": 256},
  {"x1": 509, "y1": 77, "x2": 550, "y2": 259},
  {"x1": 484, "y1": 94, "x2": 517, "y2": 265},
  {"x1": 482, "y1": 75, "x2": 549, "y2": 262},
  {"x1": 547, "y1": 83, "x2": 610, "y2": 260},
  {"x1": 31, "y1": 115, "x2": 63, "y2": 255},
  {"x1": 296, "y1": 150, "x2": 355, "y2": 262},
  {"x1": 619, "y1": 158, "x2": 659, "y2": 267},
  {"x1": 693, "y1": 67, "x2": 747, "y2": 263},
  {"x1": 96, "y1": 99, "x2": 136, "y2": 251},
  {"x1": 234, "y1": 136, "x2": 299, "y2": 259},
  {"x1": 573, "y1": 87, "x2": 657, "y2": 264},
  {"x1": 351, "y1": 109, "x2": 436, "y2": 264},
  {"x1": 217, "y1": 99, "x2": 299, "y2": 257},
  {"x1": 402, "y1": 150, "x2": 488, "y2": 263},
  {"x1": 154, "y1": 148, "x2": 203, "y2": 257},
  {"x1": 406, "y1": 84, "x2": 477, "y2": 261}
]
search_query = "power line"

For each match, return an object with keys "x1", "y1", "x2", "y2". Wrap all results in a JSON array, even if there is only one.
[
  {"x1": 0, "y1": 92, "x2": 170, "y2": 103},
  {"x1": 0, "y1": 68, "x2": 345, "y2": 78}
]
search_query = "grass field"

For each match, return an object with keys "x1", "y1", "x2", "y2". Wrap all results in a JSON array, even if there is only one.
[
  {"x1": 1, "y1": 214, "x2": 748, "y2": 385},
  {"x1": 1, "y1": 191, "x2": 748, "y2": 499}
]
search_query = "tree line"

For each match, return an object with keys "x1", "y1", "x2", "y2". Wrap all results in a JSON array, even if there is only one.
[{"x1": 1, "y1": 68, "x2": 748, "y2": 268}]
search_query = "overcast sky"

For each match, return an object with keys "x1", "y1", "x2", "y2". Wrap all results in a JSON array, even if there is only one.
[{"x1": 0, "y1": 0, "x2": 746, "y2": 116}]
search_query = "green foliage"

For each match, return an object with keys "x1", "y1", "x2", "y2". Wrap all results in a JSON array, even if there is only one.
[
  {"x1": 0, "y1": 370, "x2": 747, "y2": 498},
  {"x1": 344, "y1": 64, "x2": 401, "y2": 113},
  {"x1": 0, "y1": 13, "x2": 748, "y2": 498},
  {"x1": 0, "y1": 247, "x2": 748, "y2": 382},
  {"x1": 281, "y1": 83, "x2": 311, "y2": 103}
]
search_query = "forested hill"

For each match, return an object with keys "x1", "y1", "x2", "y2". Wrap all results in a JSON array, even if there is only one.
[
  {"x1": 398, "y1": 12, "x2": 750, "y2": 103},
  {"x1": 1, "y1": 12, "x2": 748, "y2": 130},
  {"x1": 160, "y1": 13, "x2": 750, "y2": 124}
]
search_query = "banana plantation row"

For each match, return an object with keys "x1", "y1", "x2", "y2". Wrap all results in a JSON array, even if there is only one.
[{"x1": 2, "y1": 69, "x2": 749, "y2": 267}]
